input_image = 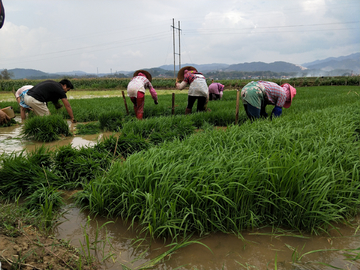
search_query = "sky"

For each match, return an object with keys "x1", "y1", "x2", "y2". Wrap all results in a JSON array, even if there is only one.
[{"x1": 0, "y1": 0, "x2": 359, "y2": 74}]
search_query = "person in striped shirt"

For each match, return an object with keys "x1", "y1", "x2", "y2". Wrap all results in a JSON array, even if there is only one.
[{"x1": 241, "y1": 81, "x2": 296, "y2": 120}]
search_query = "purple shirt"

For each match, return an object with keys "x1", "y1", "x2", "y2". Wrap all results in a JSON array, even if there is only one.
[{"x1": 208, "y1": 83, "x2": 224, "y2": 95}]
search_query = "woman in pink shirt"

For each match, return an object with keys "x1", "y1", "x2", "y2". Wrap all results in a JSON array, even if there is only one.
[
  {"x1": 208, "y1": 80, "x2": 225, "y2": 100},
  {"x1": 127, "y1": 70, "x2": 158, "y2": 120}
]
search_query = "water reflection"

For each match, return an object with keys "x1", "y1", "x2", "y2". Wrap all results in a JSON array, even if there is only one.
[{"x1": 55, "y1": 201, "x2": 360, "y2": 270}]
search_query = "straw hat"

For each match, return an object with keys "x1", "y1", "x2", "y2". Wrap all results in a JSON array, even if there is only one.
[
  {"x1": 177, "y1": 66, "x2": 198, "y2": 81},
  {"x1": 281, "y1": 83, "x2": 297, "y2": 108},
  {"x1": 133, "y1": 70, "x2": 152, "y2": 82}
]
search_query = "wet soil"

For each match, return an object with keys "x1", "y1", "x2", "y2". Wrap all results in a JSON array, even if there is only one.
[{"x1": 0, "y1": 225, "x2": 97, "y2": 270}]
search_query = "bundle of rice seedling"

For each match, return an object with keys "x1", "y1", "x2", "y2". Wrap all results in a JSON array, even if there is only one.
[
  {"x1": 0, "y1": 146, "x2": 61, "y2": 198},
  {"x1": 22, "y1": 115, "x2": 72, "y2": 142}
]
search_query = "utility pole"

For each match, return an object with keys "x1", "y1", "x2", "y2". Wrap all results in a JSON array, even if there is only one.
[
  {"x1": 171, "y1": 18, "x2": 181, "y2": 78},
  {"x1": 178, "y1": 21, "x2": 181, "y2": 70}
]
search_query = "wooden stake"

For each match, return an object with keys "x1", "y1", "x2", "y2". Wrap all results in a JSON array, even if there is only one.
[
  {"x1": 235, "y1": 89, "x2": 240, "y2": 125},
  {"x1": 122, "y1": 91, "x2": 129, "y2": 115},
  {"x1": 172, "y1": 93, "x2": 175, "y2": 115}
]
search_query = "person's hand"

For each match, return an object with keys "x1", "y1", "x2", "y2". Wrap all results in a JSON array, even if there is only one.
[
  {"x1": 0, "y1": 110, "x2": 10, "y2": 124},
  {"x1": 154, "y1": 100, "x2": 158, "y2": 105},
  {"x1": 71, "y1": 118, "x2": 76, "y2": 123},
  {"x1": 272, "y1": 106, "x2": 282, "y2": 117}
]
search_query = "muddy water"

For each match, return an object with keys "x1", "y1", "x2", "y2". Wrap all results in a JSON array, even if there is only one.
[
  {"x1": 1, "y1": 119, "x2": 360, "y2": 269},
  {"x1": 55, "y1": 201, "x2": 360, "y2": 270},
  {"x1": 0, "y1": 117, "x2": 113, "y2": 155}
]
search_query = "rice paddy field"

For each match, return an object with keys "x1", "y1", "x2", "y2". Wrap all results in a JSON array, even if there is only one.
[{"x1": 1, "y1": 85, "x2": 360, "y2": 269}]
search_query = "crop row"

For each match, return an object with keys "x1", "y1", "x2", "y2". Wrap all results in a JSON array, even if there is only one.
[{"x1": 0, "y1": 76, "x2": 360, "y2": 91}]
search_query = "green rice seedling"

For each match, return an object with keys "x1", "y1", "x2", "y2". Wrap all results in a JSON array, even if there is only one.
[
  {"x1": 94, "y1": 133, "x2": 150, "y2": 159},
  {"x1": 75, "y1": 122, "x2": 101, "y2": 135},
  {"x1": 121, "y1": 115, "x2": 195, "y2": 144},
  {"x1": 76, "y1": 101, "x2": 360, "y2": 240},
  {"x1": 52, "y1": 144, "x2": 112, "y2": 187},
  {"x1": 0, "y1": 118, "x2": 17, "y2": 127},
  {"x1": 78, "y1": 216, "x2": 115, "y2": 265},
  {"x1": 98, "y1": 110, "x2": 123, "y2": 131},
  {"x1": 0, "y1": 147, "x2": 60, "y2": 199},
  {"x1": 22, "y1": 114, "x2": 72, "y2": 142},
  {"x1": 24, "y1": 184, "x2": 65, "y2": 213}
]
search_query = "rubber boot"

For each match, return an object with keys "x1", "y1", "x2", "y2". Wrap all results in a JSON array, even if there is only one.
[{"x1": 185, "y1": 108, "x2": 192, "y2": 115}]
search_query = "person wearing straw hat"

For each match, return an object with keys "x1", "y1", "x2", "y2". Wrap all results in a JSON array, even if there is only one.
[
  {"x1": 175, "y1": 66, "x2": 209, "y2": 114},
  {"x1": 208, "y1": 79, "x2": 225, "y2": 100},
  {"x1": 127, "y1": 70, "x2": 158, "y2": 120},
  {"x1": 241, "y1": 81, "x2": 296, "y2": 120}
]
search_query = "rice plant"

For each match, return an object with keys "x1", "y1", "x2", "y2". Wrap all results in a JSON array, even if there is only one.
[
  {"x1": 52, "y1": 144, "x2": 113, "y2": 188},
  {"x1": 94, "y1": 133, "x2": 150, "y2": 159},
  {"x1": 0, "y1": 146, "x2": 61, "y2": 199},
  {"x1": 22, "y1": 114, "x2": 72, "y2": 142},
  {"x1": 76, "y1": 101, "x2": 360, "y2": 239},
  {"x1": 75, "y1": 122, "x2": 101, "y2": 135},
  {"x1": 24, "y1": 184, "x2": 65, "y2": 212},
  {"x1": 98, "y1": 110, "x2": 124, "y2": 131}
]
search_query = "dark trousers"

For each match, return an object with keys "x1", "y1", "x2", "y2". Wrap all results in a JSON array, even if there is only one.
[
  {"x1": 209, "y1": 93, "x2": 220, "y2": 100},
  {"x1": 187, "y1": 95, "x2": 207, "y2": 112}
]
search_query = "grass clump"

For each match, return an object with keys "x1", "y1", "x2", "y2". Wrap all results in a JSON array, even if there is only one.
[
  {"x1": 94, "y1": 133, "x2": 150, "y2": 159},
  {"x1": 0, "y1": 146, "x2": 61, "y2": 199},
  {"x1": 75, "y1": 122, "x2": 101, "y2": 135},
  {"x1": 23, "y1": 184, "x2": 65, "y2": 212},
  {"x1": 52, "y1": 144, "x2": 113, "y2": 188},
  {"x1": 98, "y1": 110, "x2": 123, "y2": 131},
  {"x1": 22, "y1": 114, "x2": 72, "y2": 142}
]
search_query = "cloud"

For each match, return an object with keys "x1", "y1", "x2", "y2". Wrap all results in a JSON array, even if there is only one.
[{"x1": 0, "y1": 0, "x2": 359, "y2": 73}]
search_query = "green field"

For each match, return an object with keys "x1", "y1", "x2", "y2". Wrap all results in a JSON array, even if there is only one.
[{"x1": 1, "y1": 85, "x2": 360, "y2": 241}]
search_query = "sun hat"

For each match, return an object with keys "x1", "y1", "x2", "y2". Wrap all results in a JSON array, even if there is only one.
[
  {"x1": 177, "y1": 66, "x2": 198, "y2": 81},
  {"x1": 133, "y1": 70, "x2": 152, "y2": 82},
  {"x1": 281, "y1": 83, "x2": 296, "y2": 108}
]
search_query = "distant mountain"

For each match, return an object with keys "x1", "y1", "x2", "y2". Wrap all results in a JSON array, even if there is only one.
[
  {"x1": 8, "y1": 68, "x2": 50, "y2": 79},
  {"x1": 225, "y1": 61, "x2": 305, "y2": 73},
  {"x1": 3, "y1": 53, "x2": 359, "y2": 80},
  {"x1": 159, "y1": 63, "x2": 230, "y2": 73},
  {"x1": 302, "y1": 53, "x2": 360, "y2": 73}
]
